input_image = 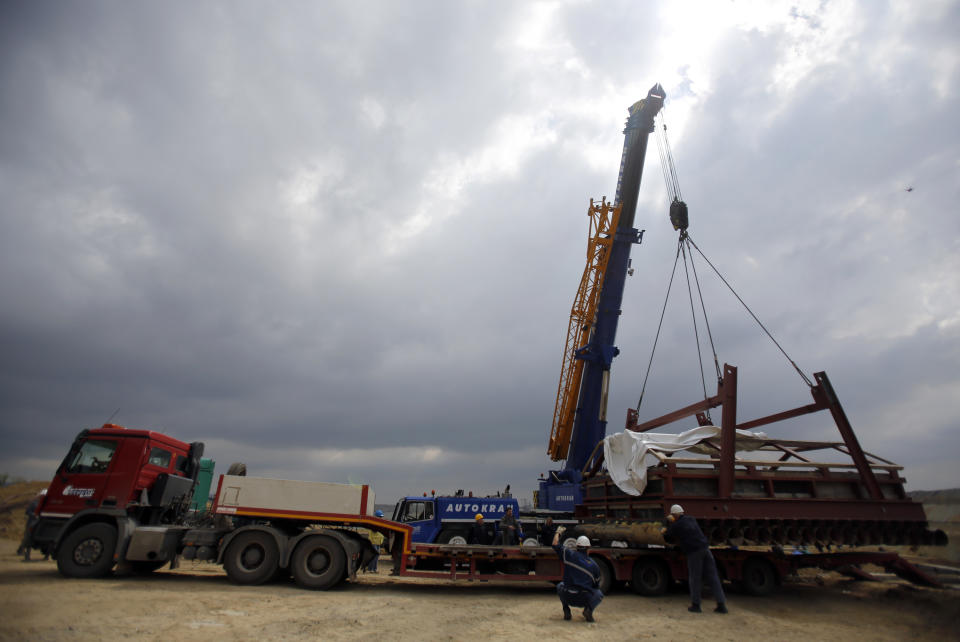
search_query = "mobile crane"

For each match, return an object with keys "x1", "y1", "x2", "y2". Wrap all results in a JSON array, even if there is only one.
[
  {"x1": 540, "y1": 83, "x2": 665, "y2": 512},
  {"x1": 538, "y1": 84, "x2": 945, "y2": 557}
]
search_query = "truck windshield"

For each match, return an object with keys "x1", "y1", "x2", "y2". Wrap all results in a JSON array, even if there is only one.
[
  {"x1": 401, "y1": 501, "x2": 433, "y2": 522},
  {"x1": 66, "y1": 440, "x2": 117, "y2": 474}
]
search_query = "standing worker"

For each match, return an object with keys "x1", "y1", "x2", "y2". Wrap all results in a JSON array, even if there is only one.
[
  {"x1": 498, "y1": 506, "x2": 518, "y2": 545},
  {"x1": 17, "y1": 489, "x2": 47, "y2": 562},
  {"x1": 469, "y1": 514, "x2": 492, "y2": 544},
  {"x1": 662, "y1": 504, "x2": 728, "y2": 614},
  {"x1": 552, "y1": 528, "x2": 603, "y2": 622},
  {"x1": 366, "y1": 510, "x2": 386, "y2": 573},
  {"x1": 540, "y1": 517, "x2": 557, "y2": 546}
]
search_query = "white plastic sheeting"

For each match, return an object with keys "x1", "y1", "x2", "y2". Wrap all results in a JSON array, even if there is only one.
[{"x1": 602, "y1": 425, "x2": 768, "y2": 496}]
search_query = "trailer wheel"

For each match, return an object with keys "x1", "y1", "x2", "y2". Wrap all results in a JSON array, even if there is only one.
[
  {"x1": 224, "y1": 531, "x2": 280, "y2": 585},
  {"x1": 57, "y1": 522, "x2": 118, "y2": 578},
  {"x1": 590, "y1": 555, "x2": 614, "y2": 594},
  {"x1": 438, "y1": 530, "x2": 468, "y2": 546},
  {"x1": 740, "y1": 557, "x2": 776, "y2": 596},
  {"x1": 291, "y1": 535, "x2": 346, "y2": 590},
  {"x1": 631, "y1": 557, "x2": 671, "y2": 596}
]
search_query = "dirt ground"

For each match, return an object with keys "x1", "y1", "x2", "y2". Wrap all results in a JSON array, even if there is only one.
[{"x1": 1, "y1": 539, "x2": 958, "y2": 642}]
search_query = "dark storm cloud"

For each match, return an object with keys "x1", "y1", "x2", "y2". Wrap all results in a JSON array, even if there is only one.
[{"x1": 1, "y1": 1, "x2": 957, "y2": 500}]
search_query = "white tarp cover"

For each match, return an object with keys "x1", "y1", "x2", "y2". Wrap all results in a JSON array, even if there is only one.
[{"x1": 603, "y1": 425, "x2": 768, "y2": 496}]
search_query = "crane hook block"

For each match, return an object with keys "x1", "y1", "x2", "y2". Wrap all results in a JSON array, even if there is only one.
[{"x1": 670, "y1": 198, "x2": 689, "y2": 231}]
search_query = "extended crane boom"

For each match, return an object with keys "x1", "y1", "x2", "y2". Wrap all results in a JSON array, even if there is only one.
[{"x1": 539, "y1": 84, "x2": 664, "y2": 511}]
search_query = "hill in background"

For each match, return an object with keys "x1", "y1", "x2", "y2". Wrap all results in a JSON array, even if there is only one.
[{"x1": 0, "y1": 481, "x2": 48, "y2": 542}]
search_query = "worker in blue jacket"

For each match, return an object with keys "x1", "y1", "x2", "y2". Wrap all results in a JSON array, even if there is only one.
[
  {"x1": 552, "y1": 528, "x2": 603, "y2": 622},
  {"x1": 662, "y1": 504, "x2": 728, "y2": 614}
]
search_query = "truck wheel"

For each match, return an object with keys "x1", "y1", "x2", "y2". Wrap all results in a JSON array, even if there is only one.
[
  {"x1": 438, "y1": 530, "x2": 468, "y2": 546},
  {"x1": 631, "y1": 557, "x2": 670, "y2": 596},
  {"x1": 740, "y1": 557, "x2": 776, "y2": 596},
  {"x1": 590, "y1": 555, "x2": 614, "y2": 594},
  {"x1": 290, "y1": 535, "x2": 346, "y2": 590},
  {"x1": 57, "y1": 522, "x2": 118, "y2": 578},
  {"x1": 224, "y1": 531, "x2": 280, "y2": 585}
]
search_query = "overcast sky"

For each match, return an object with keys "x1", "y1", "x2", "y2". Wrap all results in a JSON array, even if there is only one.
[{"x1": 2, "y1": 1, "x2": 958, "y2": 504}]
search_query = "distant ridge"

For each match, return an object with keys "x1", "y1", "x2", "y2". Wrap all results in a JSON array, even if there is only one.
[{"x1": 908, "y1": 489, "x2": 960, "y2": 503}]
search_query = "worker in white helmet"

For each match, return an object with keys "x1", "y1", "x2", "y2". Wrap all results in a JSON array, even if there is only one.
[
  {"x1": 18, "y1": 489, "x2": 48, "y2": 562},
  {"x1": 662, "y1": 504, "x2": 728, "y2": 614},
  {"x1": 552, "y1": 528, "x2": 603, "y2": 622}
]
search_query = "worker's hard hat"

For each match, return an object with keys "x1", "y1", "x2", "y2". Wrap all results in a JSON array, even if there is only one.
[
  {"x1": 374, "y1": 509, "x2": 384, "y2": 518},
  {"x1": 670, "y1": 504, "x2": 684, "y2": 515},
  {"x1": 475, "y1": 513, "x2": 484, "y2": 521},
  {"x1": 576, "y1": 535, "x2": 591, "y2": 548}
]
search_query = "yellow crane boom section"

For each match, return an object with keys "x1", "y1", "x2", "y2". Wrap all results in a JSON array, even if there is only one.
[{"x1": 548, "y1": 198, "x2": 622, "y2": 461}]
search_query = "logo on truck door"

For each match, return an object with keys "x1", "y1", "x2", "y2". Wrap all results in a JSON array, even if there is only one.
[
  {"x1": 62, "y1": 485, "x2": 96, "y2": 498},
  {"x1": 444, "y1": 503, "x2": 507, "y2": 514}
]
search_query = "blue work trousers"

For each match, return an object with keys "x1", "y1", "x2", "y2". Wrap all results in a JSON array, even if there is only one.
[
  {"x1": 557, "y1": 582, "x2": 603, "y2": 611},
  {"x1": 687, "y1": 548, "x2": 726, "y2": 606},
  {"x1": 367, "y1": 545, "x2": 380, "y2": 572}
]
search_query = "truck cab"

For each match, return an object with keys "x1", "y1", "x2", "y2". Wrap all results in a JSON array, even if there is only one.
[
  {"x1": 392, "y1": 495, "x2": 523, "y2": 545},
  {"x1": 30, "y1": 424, "x2": 203, "y2": 556}
]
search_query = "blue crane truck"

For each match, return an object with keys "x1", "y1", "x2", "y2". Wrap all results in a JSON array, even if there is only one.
[
  {"x1": 391, "y1": 493, "x2": 580, "y2": 546},
  {"x1": 392, "y1": 495, "x2": 524, "y2": 545}
]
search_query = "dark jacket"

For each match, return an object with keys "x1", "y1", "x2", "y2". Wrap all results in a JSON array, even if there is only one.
[
  {"x1": 469, "y1": 522, "x2": 493, "y2": 545},
  {"x1": 664, "y1": 515, "x2": 709, "y2": 553},
  {"x1": 540, "y1": 523, "x2": 557, "y2": 546},
  {"x1": 553, "y1": 543, "x2": 600, "y2": 591}
]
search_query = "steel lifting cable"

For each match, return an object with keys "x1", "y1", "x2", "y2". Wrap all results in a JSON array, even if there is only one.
[
  {"x1": 680, "y1": 237, "x2": 712, "y2": 406},
  {"x1": 640, "y1": 110, "x2": 811, "y2": 416},
  {"x1": 685, "y1": 234, "x2": 814, "y2": 388},
  {"x1": 635, "y1": 236, "x2": 684, "y2": 412},
  {"x1": 655, "y1": 112, "x2": 682, "y2": 202},
  {"x1": 685, "y1": 235, "x2": 723, "y2": 383},
  {"x1": 655, "y1": 122, "x2": 674, "y2": 201},
  {"x1": 638, "y1": 112, "x2": 711, "y2": 413}
]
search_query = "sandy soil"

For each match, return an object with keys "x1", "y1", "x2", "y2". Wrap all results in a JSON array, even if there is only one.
[{"x1": 1, "y1": 539, "x2": 957, "y2": 642}]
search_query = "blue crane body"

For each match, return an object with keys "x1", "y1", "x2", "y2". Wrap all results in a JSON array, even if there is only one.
[
  {"x1": 538, "y1": 84, "x2": 665, "y2": 511},
  {"x1": 392, "y1": 495, "x2": 522, "y2": 545}
]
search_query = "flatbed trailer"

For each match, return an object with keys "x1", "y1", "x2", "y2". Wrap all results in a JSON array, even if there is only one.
[
  {"x1": 394, "y1": 544, "x2": 942, "y2": 597},
  {"x1": 393, "y1": 542, "x2": 943, "y2": 596}
]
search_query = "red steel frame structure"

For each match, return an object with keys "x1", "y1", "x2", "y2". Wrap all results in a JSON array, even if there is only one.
[{"x1": 576, "y1": 364, "x2": 943, "y2": 546}]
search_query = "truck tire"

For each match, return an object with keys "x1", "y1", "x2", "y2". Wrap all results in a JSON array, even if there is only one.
[
  {"x1": 290, "y1": 535, "x2": 346, "y2": 590},
  {"x1": 631, "y1": 557, "x2": 671, "y2": 596},
  {"x1": 740, "y1": 557, "x2": 776, "y2": 596},
  {"x1": 223, "y1": 531, "x2": 280, "y2": 585},
  {"x1": 438, "y1": 530, "x2": 468, "y2": 546},
  {"x1": 590, "y1": 555, "x2": 614, "y2": 594},
  {"x1": 57, "y1": 522, "x2": 118, "y2": 579}
]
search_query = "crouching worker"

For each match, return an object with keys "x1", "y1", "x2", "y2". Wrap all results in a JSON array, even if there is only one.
[{"x1": 552, "y1": 527, "x2": 603, "y2": 622}]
